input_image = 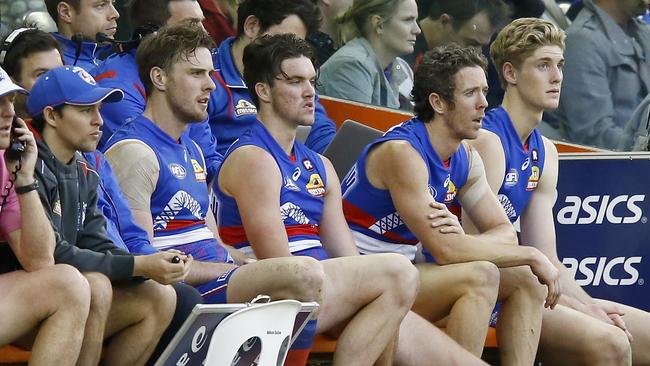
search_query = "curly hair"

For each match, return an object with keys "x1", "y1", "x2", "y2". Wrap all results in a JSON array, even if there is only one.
[
  {"x1": 490, "y1": 17, "x2": 565, "y2": 89},
  {"x1": 412, "y1": 43, "x2": 487, "y2": 122}
]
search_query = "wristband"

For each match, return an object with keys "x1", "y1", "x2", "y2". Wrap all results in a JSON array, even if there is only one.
[{"x1": 15, "y1": 180, "x2": 39, "y2": 194}]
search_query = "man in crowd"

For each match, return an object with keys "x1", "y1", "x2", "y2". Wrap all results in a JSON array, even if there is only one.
[
  {"x1": 0, "y1": 66, "x2": 90, "y2": 366},
  {"x1": 472, "y1": 17, "x2": 647, "y2": 364},
  {"x1": 217, "y1": 33, "x2": 488, "y2": 366},
  {"x1": 27, "y1": 65, "x2": 182, "y2": 366},
  {"x1": 44, "y1": 0, "x2": 118, "y2": 70},
  {"x1": 342, "y1": 43, "x2": 560, "y2": 365}
]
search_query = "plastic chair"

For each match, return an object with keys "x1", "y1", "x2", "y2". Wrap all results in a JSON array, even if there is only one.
[
  {"x1": 204, "y1": 299, "x2": 302, "y2": 366},
  {"x1": 323, "y1": 119, "x2": 383, "y2": 179}
]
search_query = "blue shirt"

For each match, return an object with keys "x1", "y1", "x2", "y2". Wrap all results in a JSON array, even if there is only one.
[
  {"x1": 482, "y1": 106, "x2": 546, "y2": 223},
  {"x1": 208, "y1": 37, "x2": 336, "y2": 154},
  {"x1": 216, "y1": 121, "x2": 327, "y2": 257},
  {"x1": 341, "y1": 118, "x2": 470, "y2": 260},
  {"x1": 52, "y1": 32, "x2": 110, "y2": 72}
]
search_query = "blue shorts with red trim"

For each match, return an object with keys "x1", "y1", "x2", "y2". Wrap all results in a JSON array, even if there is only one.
[
  {"x1": 172, "y1": 238, "x2": 235, "y2": 264},
  {"x1": 292, "y1": 246, "x2": 330, "y2": 261},
  {"x1": 197, "y1": 266, "x2": 238, "y2": 304}
]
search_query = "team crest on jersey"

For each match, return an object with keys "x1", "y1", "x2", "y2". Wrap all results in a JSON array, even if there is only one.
[
  {"x1": 234, "y1": 99, "x2": 257, "y2": 116},
  {"x1": 284, "y1": 176, "x2": 300, "y2": 191},
  {"x1": 444, "y1": 180, "x2": 457, "y2": 203},
  {"x1": 526, "y1": 166, "x2": 540, "y2": 190},
  {"x1": 168, "y1": 163, "x2": 187, "y2": 179},
  {"x1": 302, "y1": 159, "x2": 314, "y2": 171},
  {"x1": 505, "y1": 168, "x2": 519, "y2": 187},
  {"x1": 521, "y1": 157, "x2": 530, "y2": 170},
  {"x1": 191, "y1": 159, "x2": 207, "y2": 182},
  {"x1": 531, "y1": 149, "x2": 539, "y2": 163},
  {"x1": 306, "y1": 173, "x2": 325, "y2": 197},
  {"x1": 53, "y1": 199, "x2": 62, "y2": 216}
]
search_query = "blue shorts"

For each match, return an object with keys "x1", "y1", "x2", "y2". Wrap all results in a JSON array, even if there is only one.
[
  {"x1": 197, "y1": 266, "x2": 238, "y2": 304},
  {"x1": 292, "y1": 246, "x2": 329, "y2": 261},
  {"x1": 489, "y1": 302, "x2": 501, "y2": 327},
  {"x1": 172, "y1": 238, "x2": 235, "y2": 264}
]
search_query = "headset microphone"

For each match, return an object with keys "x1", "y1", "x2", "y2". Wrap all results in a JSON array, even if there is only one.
[{"x1": 71, "y1": 33, "x2": 84, "y2": 66}]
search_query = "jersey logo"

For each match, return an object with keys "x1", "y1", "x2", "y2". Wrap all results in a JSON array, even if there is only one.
[
  {"x1": 521, "y1": 157, "x2": 530, "y2": 171},
  {"x1": 302, "y1": 159, "x2": 314, "y2": 171},
  {"x1": 191, "y1": 159, "x2": 207, "y2": 182},
  {"x1": 168, "y1": 163, "x2": 187, "y2": 179},
  {"x1": 532, "y1": 149, "x2": 539, "y2": 162},
  {"x1": 428, "y1": 185, "x2": 438, "y2": 200},
  {"x1": 444, "y1": 180, "x2": 457, "y2": 203},
  {"x1": 153, "y1": 191, "x2": 203, "y2": 230},
  {"x1": 306, "y1": 173, "x2": 325, "y2": 197},
  {"x1": 505, "y1": 168, "x2": 519, "y2": 187},
  {"x1": 234, "y1": 99, "x2": 257, "y2": 116},
  {"x1": 284, "y1": 176, "x2": 301, "y2": 192},
  {"x1": 526, "y1": 166, "x2": 540, "y2": 191},
  {"x1": 280, "y1": 202, "x2": 310, "y2": 224},
  {"x1": 370, "y1": 212, "x2": 404, "y2": 235},
  {"x1": 498, "y1": 194, "x2": 518, "y2": 220},
  {"x1": 292, "y1": 167, "x2": 301, "y2": 181}
]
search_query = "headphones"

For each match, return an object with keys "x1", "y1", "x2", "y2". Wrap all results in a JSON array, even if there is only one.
[{"x1": 0, "y1": 27, "x2": 34, "y2": 65}]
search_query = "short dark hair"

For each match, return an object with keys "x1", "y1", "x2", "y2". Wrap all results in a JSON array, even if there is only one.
[
  {"x1": 2, "y1": 29, "x2": 61, "y2": 81},
  {"x1": 428, "y1": 0, "x2": 510, "y2": 31},
  {"x1": 30, "y1": 104, "x2": 65, "y2": 132},
  {"x1": 44, "y1": 0, "x2": 80, "y2": 23},
  {"x1": 242, "y1": 33, "x2": 317, "y2": 107},
  {"x1": 128, "y1": 0, "x2": 197, "y2": 28},
  {"x1": 412, "y1": 44, "x2": 487, "y2": 122},
  {"x1": 236, "y1": 0, "x2": 321, "y2": 38},
  {"x1": 136, "y1": 19, "x2": 215, "y2": 96}
]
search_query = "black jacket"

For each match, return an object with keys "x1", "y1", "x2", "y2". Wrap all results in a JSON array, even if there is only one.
[{"x1": 35, "y1": 139, "x2": 135, "y2": 281}]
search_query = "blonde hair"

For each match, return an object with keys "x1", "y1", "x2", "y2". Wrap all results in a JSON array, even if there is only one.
[
  {"x1": 490, "y1": 17, "x2": 565, "y2": 88},
  {"x1": 335, "y1": 0, "x2": 401, "y2": 46}
]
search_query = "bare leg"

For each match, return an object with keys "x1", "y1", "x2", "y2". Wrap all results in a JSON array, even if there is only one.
[
  {"x1": 226, "y1": 256, "x2": 324, "y2": 305},
  {"x1": 411, "y1": 261, "x2": 499, "y2": 356},
  {"x1": 0, "y1": 265, "x2": 90, "y2": 366},
  {"x1": 496, "y1": 267, "x2": 546, "y2": 366},
  {"x1": 395, "y1": 311, "x2": 488, "y2": 366},
  {"x1": 102, "y1": 281, "x2": 176, "y2": 366},
  {"x1": 317, "y1": 253, "x2": 418, "y2": 366},
  {"x1": 538, "y1": 304, "x2": 631, "y2": 366},
  {"x1": 77, "y1": 272, "x2": 112, "y2": 366},
  {"x1": 608, "y1": 301, "x2": 650, "y2": 366}
]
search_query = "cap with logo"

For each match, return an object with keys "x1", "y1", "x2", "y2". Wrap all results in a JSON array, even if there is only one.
[
  {"x1": 0, "y1": 67, "x2": 28, "y2": 97},
  {"x1": 27, "y1": 66, "x2": 123, "y2": 117}
]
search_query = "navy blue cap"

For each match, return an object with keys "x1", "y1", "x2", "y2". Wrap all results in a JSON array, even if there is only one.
[{"x1": 27, "y1": 66, "x2": 123, "y2": 117}]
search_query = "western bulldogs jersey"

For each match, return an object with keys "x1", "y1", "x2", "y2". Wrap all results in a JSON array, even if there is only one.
[
  {"x1": 104, "y1": 116, "x2": 220, "y2": 252},
  {"x1": 342, "y1": 118, "x2": 470, "y2": 260},
  {"x1": 482, "y1": 106, "x2": 545, "y2": 224},
  {"x1": 216, "y1": 121, "x2": 328, "y2": 257}
]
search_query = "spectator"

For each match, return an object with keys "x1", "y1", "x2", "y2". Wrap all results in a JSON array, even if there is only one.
[
  {"x1": 197, "y1": 0, "x2": 237, "y2": 45},
  {"x1": 307, "y1": 0, "x2": 353, "y2": 64},
  {"x1": 0, "y1": 66, "x2": 90, "y2": 366},
  {"x1": 404, "y1": 0, "x2": 510, "y2": 69},
  {"x1": 27, "y1": 65, "x2": 182, "y2": 365},
  {"x1": 341, "y1": 43, "x2": 558, "y2": 365},
  {"x1": 317, "y1": 0, "x2": 420, "y2": 110},
  {"x1": 473, "y1": 17, "x2": 642, "y2": 365},
  {"x1": 102, "y1": 22, "x2": 328, "y2": 366},
  {"x1": 549, "y1": 0, "x2": 650, "y2": 149},
  {"x1": 208, "y1": 0, "x2": 336, "y2": 155},
  {"x1": 217, "y1": 33, "x2": 488, "y2": 366},
  {"x1": 1, "y1": 27, "x2": 203, "y2": 363},
  {"x1": 92, "y1": 0, "x2": 223, "y2": 185},
  {"x1": 44, "y1": 0, "x2": 118, "y2": 70}
]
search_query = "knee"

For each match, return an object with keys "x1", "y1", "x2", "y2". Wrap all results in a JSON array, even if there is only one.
[
  {"x1": 516, "y1": 266, "x2": 547, "y2": 301},
  {"x1": 461, "y1": 261, "x2": 500, "y2": 303},
  {"x1": 588, "y1": 327, "x2": 631, "y2": 364},
  {"x1": 47, "y1": 264, "x2": 91, "y2": 311},
  {"x1": 377, "y1": 253, "x2": 420, "y2": 306},
  {"x1": 288, "y1": 256, "x2": 326, "y2": 302},
  {"x1": 140, "y1": 281, "x2": 177, "y2": 323},
  {"x1": 84, "y1": 272, "x2": 113, "y2": 316}
]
